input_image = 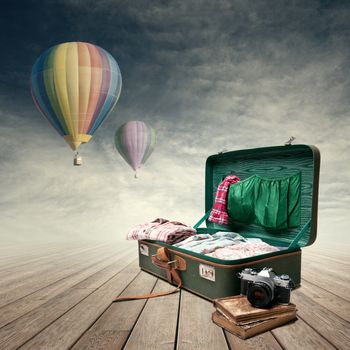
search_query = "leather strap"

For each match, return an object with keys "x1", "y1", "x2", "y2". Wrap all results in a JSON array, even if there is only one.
[{"x1": 113, "y1": 247, "x2": 182, "y2": 302}]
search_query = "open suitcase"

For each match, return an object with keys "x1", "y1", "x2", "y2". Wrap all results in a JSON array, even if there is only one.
[{"x1": 138, "y1": 144, "x2": 320, "y2": 301}]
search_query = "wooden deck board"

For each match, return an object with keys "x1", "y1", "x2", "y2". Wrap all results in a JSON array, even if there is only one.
[
  {"x1": 0, "y1": 242, "x2": 98, "y2": 267},
  {"x1": 0, "y1": 242, "x2": 348, "y2": 349},
  {"x1": 225, "y1": 330, "x2": 283, "y2": 350},
  {"x1": 0, "y1": 244, "x2": 108, "y2": 280},
  {"x1": 291, "y1": 289, "x2": 350, "y2": 350},
  {"x1": 0, "y1": 245, "x2": 123, "y2": 308},
  {"x1": 19, "y1": 260, "x2": 140, "y2": 350},
  {"x1": 71, "y1": 271, "x2": 157, "y2": 350},
  {"x1": 0, "y1": 247, "x2": 136, "y2": 350},
  {"x1": 271, "y1": 316, "x2": 337, "y2": 350},
  {"x1": 301, "y1": 258, "x2": 350, "y2": 301},
  {"x1": 0, "y1": 245, "x2": 112, "y2": 295},
  {"x1": 298, "y1": 279, "x2": 350, "y2": 322},
  {"x1": 176, "y1": 290, "x2": 228, "y2": 350},
  {"x1": 0, "y1": 250, "x2": 130, "y2": 328},
  {"x1": 123, "y1": 279, "x2": 180, "y2": 350}
]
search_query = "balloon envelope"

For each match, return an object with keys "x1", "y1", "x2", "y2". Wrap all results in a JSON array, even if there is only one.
[
  {"x1": 115, "y1": 121, "x2": 156, "y2": 171},
  {"x1": 31, "y1": 42, "x2": 122, "y2": 150}
]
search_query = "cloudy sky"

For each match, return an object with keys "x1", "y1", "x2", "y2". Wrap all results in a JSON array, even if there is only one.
[{"x1": 0, "y1": 0, "x2": 349, "y2": 247}]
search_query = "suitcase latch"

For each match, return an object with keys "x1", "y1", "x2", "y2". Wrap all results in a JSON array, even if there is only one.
[
  {"x1": 284, "y1": 136, "x2": 296, "y2": 146},
  {"x1": 140, "y1": 244, "x2": 149, "y2": 256}
]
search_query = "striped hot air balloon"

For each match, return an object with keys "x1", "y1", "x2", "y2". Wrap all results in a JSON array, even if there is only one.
[
  {"x1": 30, "y1": 42, "x2": 122, "y2": 158},
  {"x1": 114, "y1": 121, "x2": 156, "y2": 177}
]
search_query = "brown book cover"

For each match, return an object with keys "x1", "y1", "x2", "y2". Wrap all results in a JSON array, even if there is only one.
[
  {"x1": 215, "y1": 306, "x2": 292, "y2": 326},
  {"x1": 214, "y1": 295, "x2": 296, "y2": 323},
  {"x1": 212, "y1": 310, "x2": 297, "y2": 339}
]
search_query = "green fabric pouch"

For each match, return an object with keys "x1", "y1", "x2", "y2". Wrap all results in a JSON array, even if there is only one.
[{"x1": 227, "y1": 172, "x2": 301, "y2": 229}]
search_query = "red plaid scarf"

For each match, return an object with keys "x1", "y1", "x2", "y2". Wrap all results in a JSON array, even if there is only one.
[{"x1": 208, "y1": 175, "x2": 240, "y2": 225}]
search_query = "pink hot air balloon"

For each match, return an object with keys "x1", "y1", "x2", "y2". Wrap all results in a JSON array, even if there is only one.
[{"x1": 114, "y1": 121, "x2": 156, "y2": 177}]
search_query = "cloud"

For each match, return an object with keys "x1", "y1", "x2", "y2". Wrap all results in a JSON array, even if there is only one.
[{"x1": 0, "y1": 1, "x2": 349, "y2": 244}]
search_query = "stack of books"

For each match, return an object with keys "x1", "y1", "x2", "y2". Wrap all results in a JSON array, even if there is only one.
[{"x1": 212, "y1": 295, "x2": 297, "y2": 339}]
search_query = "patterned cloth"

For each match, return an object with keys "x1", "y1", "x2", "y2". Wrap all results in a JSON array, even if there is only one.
[
  {"x1": 126, "y1": 218, "x2": 196, "y2": 244},
  {"x1": 173, "y1": 231, "x2": 246, "y2": 254},
  {"x1": 208, "y1": 175, "x2": 240, "y2": 225},
  {"x1": 206, "y1": 240, "x2": 279, "y2": 260}
]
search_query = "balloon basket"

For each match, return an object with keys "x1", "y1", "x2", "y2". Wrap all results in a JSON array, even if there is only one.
[{"x1": 74, "y1": 153, "x2": 83, "y2": 166}]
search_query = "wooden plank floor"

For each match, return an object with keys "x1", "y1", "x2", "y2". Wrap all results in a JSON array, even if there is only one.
[{"x1": 0, "y1": 241, "x2": 349, "y2": 350}]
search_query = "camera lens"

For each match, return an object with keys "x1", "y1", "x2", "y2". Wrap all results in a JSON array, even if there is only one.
[{"x1": 247, "y1": 282, "x2": 274, "y2": 308}]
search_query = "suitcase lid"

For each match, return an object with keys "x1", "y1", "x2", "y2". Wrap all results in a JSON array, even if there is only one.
[{"x1": 204, "y1": 144, "x2": 320, "y2": 248}]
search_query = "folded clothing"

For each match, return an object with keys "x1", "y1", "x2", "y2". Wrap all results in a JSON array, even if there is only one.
[
  {"x1": 173, "y1": 231, "x2": 279, "y2": 259},
  {"x1": 173, "y1": 231, "x2": 247, "y2": 254},
  {"x1": 206, "y1": 241, "x2": 279, "y2": 260},
  {"x1": 126, "y1": 218, "x2": 196, "y2": 244}
]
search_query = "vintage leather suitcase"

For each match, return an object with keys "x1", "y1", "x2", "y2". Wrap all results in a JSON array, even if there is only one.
[{"x1": 138, "y1": 144, "x2": 320, "y2": 300}]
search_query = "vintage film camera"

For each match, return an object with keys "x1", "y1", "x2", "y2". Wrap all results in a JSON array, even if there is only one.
[{"x1": 238, "y1": 268, "x2": 294, "y2": 308}]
